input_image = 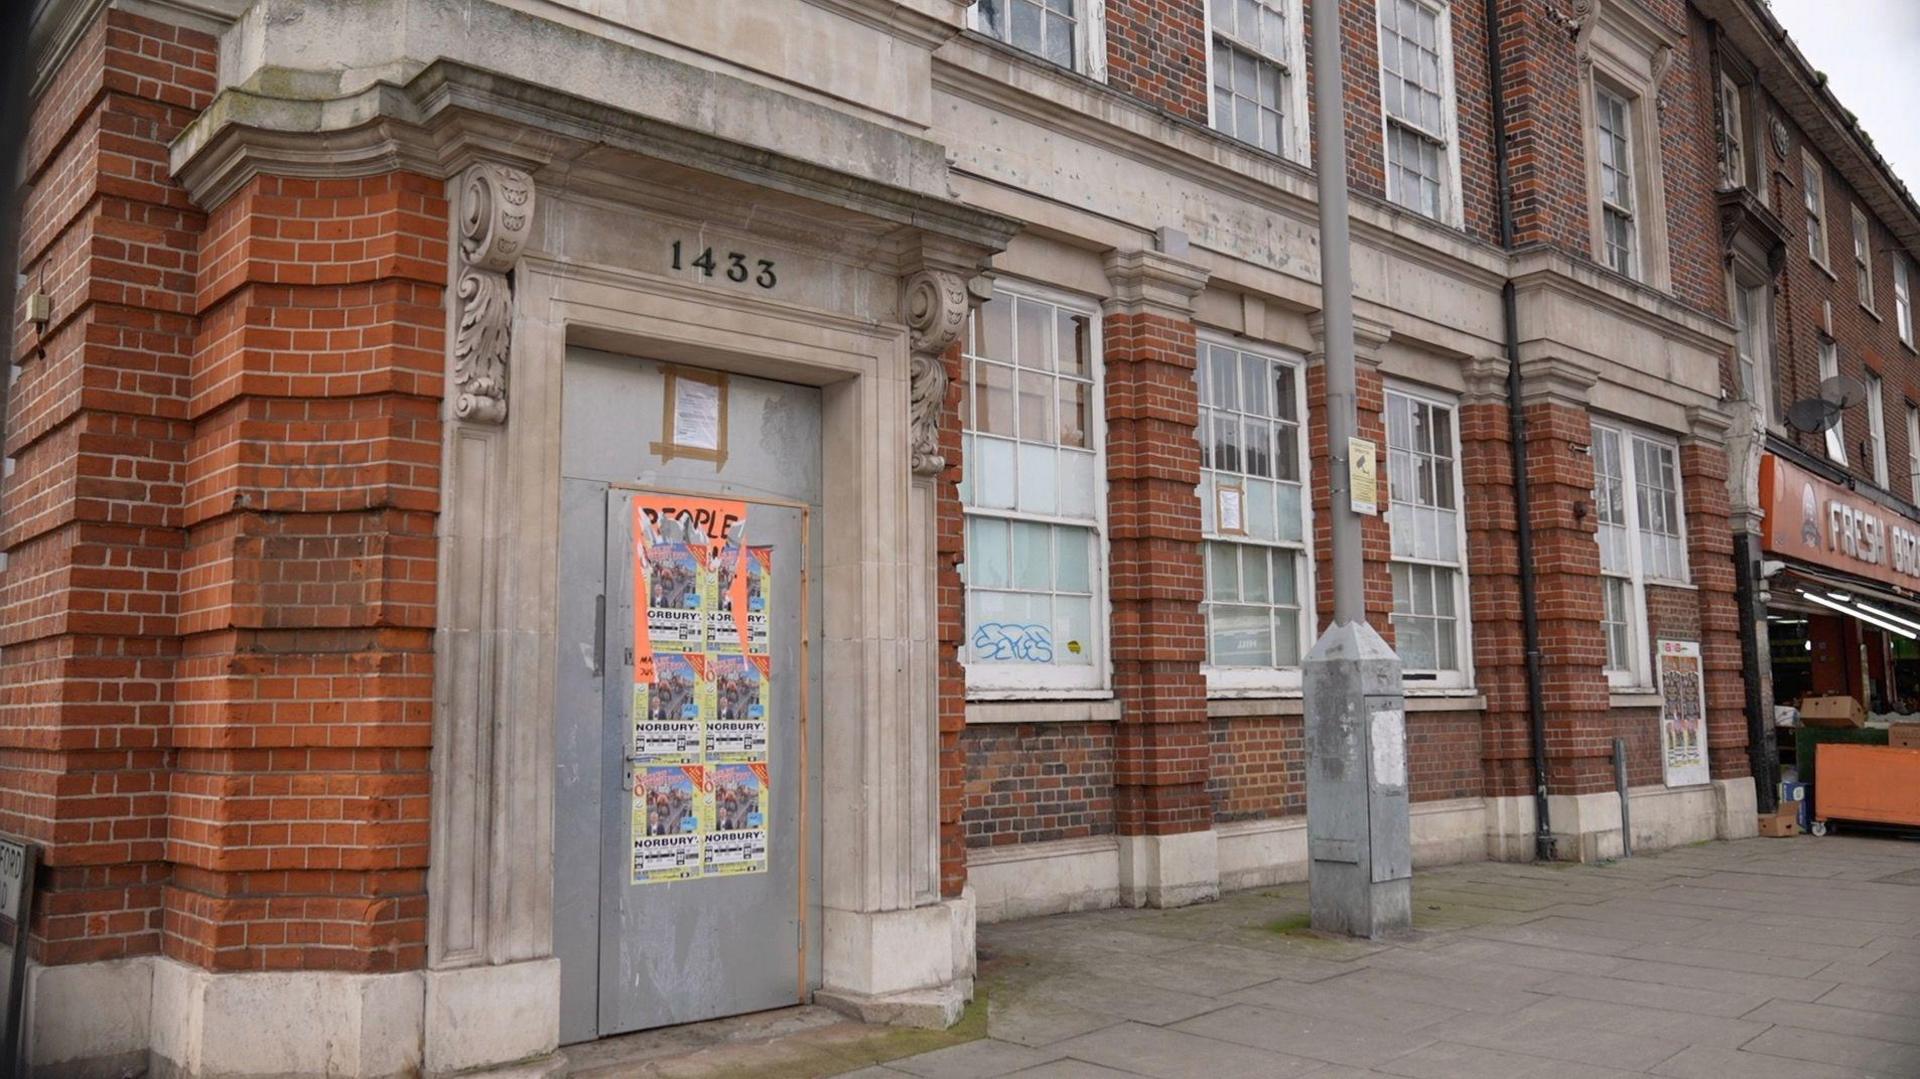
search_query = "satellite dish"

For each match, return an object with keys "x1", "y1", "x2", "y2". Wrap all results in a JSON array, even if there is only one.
[
  {"x1": 1821, "y1": 374, "x2": 1866, "y2": 409},
  {"x1": 1785, "y1": 397, "x2": 1842, "y2": 433}
]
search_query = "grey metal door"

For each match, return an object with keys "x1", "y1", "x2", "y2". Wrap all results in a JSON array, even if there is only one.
[{"x1": 555, "y1": 348, "x2": 823, "y2": 1043}]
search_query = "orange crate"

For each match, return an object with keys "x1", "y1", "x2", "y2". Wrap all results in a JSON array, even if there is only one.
[{"x1": 1814, "y1": 744, "x2": 1920, "y2": 828}]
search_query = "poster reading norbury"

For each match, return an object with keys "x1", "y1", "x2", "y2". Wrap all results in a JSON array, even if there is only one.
[
  {"x1": 708, "y1": 654, "x2": 769, "y2": 760},
  {"x1": 709, "y1": 546, "x2": 771, "y2": 655},
  {"x1": 643, "y1": 541, "x2": 707, "y2": 653},
  {"x1": 631, "y1": 652, "x2": 707, "y2": 762},
  {"x1": 632, "y1": 766, "x2": 704, "y2": 883},
  {"x1": 704, "y1": 762, "x2": 769, "y2": 875},
  {"x1": 1657, "y1": 639, "x2": 1711, "y2": 788}
]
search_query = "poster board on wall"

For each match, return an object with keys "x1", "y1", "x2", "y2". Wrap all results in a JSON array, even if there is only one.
[{"x1": 1657, "y1": 639, "x2": 1711, "y2": 788}]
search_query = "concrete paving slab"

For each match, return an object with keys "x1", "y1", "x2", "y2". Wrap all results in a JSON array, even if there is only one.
[
  {"x1": 1435, "y1": 1010, "x2": 1691, "y2": 1072},
  {"x1": 1169, "y1": 1003, "x2": 1437, "y2": 1068},
  {"x1": 1461, "y1": 922, "x2": 1642, "y2": 957},
  {"x1": 1311, "y1": 966, "x2": 1547, "y2": 1015},
  {"x1": 1223, "y1": 973, "x2": 1465, "y2": 1029},
  {"x1": 998, "y1": 1062, "x2": 1143, "y2": 1079},
  {"x1": 885, "y1": 1039, "x2": 1065, "y2": 1079},
  {"x1": 1010, "y1": 974, "x2": 1226, "y2": 1028},
  {"x1": 1051, "y1": 1020, "x2": 1322, "y2": 1078},
  {"x1": 1424, "y1": 938, "x2": 1627, "y2": 975},
  {"x1": 1618, "y1": 941, "x2": 1831, "y2": 977},
  {"x1": 1743, "y1": 998, "x2": 1920, "y2": 1046},
  {"x1": 1739, "y1": 1025, "x2": 1920, "y2": 1074},
  {"x1": 1596, "y1": 957, "x2": 1837, "y2": 1002},
  {"x1": 1815, "y1": 981, "x2": 1920, "y2": 1017},
  {"x1": 1372, "y1": 1040, "x2": 1647, "y2": 1079},
  {"x1": 1499, "y1": 994, "x2": 1771, "y2": 1049},
  {"x1": 1534, "y1": 971, "x2": 1774, "y2": 1017},
  {"x1": 1812, "y1": 958, "x2": 1920, "y2": 992},
  {"x1": 1650, "y1": 1045, "x2": 1884, "y2": 1079},
  {"x1": 983, "y1": 997, "x2": 1125, "y2": 1050}
]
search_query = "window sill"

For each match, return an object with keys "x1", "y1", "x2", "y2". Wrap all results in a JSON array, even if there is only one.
[
  {"x1": 1861, "y1": 303, "x2": 1882, "y2": 323},
  {"x1": 1611, "y1": 691, "x2": 1662, "y2": 709},
  {"x1": 1205, "y1": 690, "x2": 1485, "y2": 718},
  {"x1": 1645, "y1": 578, "x2": 1697, "y2": 591},
  {"x1": 1814, "y1": 258, "x2": 1837, "y2": 282},
  {"x1": 1900, "y1": 337, "x2": 1916, "y2": 356},
  {"x1": 965, "y1": 698, "x2": 1122, "y2": 725}
]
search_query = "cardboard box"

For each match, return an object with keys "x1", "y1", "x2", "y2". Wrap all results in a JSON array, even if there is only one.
[
  {"x1": 1758, "y1": 811, "x2": 1801, "y2": 837},
  {"x1": 1801, "y1": 695, "x2": 1867, "y2": 728},
  {"x1": 1890, "y1": 724, "x2": 1920, "y2": 748}
]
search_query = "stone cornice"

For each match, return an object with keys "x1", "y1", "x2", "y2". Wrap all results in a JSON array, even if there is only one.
[
  {"x1": 1101, "y1": 249, "x2": 1209, "y2": 319},
  {"x1": 1307, "y1": 312, "x2": 1393, "y2": 370},
  {"x1": 1462, "y1": 355, "x2": 1511, "y2": 403},
  {"x1": 1516, "y1": 354, "x2": 1601, "y2": 411},
  {"x1": 803, "y1": 0, "x2": 971, "y2": 50},
  {"x1": 1685, "y1": 403, "x2": 1736, "y2": 444},
  {"x1": 29, "y1": 0, "x2": 248, "y2": 99},
  {"x1": 170, "y1": 60, "x2": 1021, "y2": 256},
  {"x1": 1509, "y1": 247, "x2": 1734, "y2": 358}
]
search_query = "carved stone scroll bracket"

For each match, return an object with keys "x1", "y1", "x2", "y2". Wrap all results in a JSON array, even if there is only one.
[
  {"x1": 453, "y1": 163, "x2": 535, "y2": 425},
  {"x1": 904, "y1": 268, "x2": 974, "y2": 477}
]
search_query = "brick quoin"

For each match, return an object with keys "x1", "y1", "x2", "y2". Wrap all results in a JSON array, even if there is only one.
[
  {"x1": 3, "y1": 9, "x2": 214, "y2": 968},
  {"x1": 165, "y1": 171, "x2": 447, "y2": 972},
  {"x1": 1103, "y1": 309, "x2": 1212, "y2": 835},
  {"x1": 3, "y1": 3, "x2": 449, "y2": 972}
]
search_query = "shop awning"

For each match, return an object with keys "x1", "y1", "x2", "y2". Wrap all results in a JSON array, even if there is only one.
[{"x1": 1777, "y1": 564, "x2": 1920, "y2": 640}]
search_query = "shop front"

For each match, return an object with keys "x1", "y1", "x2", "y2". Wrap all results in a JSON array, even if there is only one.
[{"x1": 1757, "y1": 453, "x2": 1920, "y2": 828}]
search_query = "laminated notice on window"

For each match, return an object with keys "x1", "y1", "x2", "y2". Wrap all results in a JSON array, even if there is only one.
[{"x1": 672, "y1": 376, "x2": 722, "y2": 450}]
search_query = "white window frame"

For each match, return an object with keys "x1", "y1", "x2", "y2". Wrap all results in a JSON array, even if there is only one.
[
  {"x1": 1853, "y1": 206, "x2": 1877, "y2": 314},
  {"x1": 1591, "y1": 421, "x2": 1689, "y2": 689},
  {"x1": 1203, "y1": 0, "x2": 1309, "y2": 164},
  {"x1": 1197, "y1": 334, "x2": 1315, "y2": 695},
  {"x1": 1733, "y1": 279, "x2": 1774, "y2": 429},
  {"x1": 1577, "y1": 3, "x2": 1673, "y2": 290},
  {"x1": 959, "y1": 279, "x2": 1111, "y2": 697},
  {"x1": 1804, "y1": 148, "x2": 1831, "y2": 270},
  {"x1": 1819, "y1": 337, "x2": 1846, "y2": 464},
  {"x1": 1719, "y1": 72, "x2": 1747, "y2": 190},
  {"x1": 1896, "y1": 255, "x2": 1914, "y2": 349},
  {"x1": 1593, "y1": 81, "x2": 1640, "y2": 280},
  {"x1": 1867, "y1": 372, "x2": 1888, "y2": 487},
  {"x1": 1385, "y1": 383, "x2": 1473, "y2": 689},
  {"x1": 969, "y1": 0, "x2": 1109, "y2": 80},
  {"x1": 1906, "y1": 404, "x2": 1920, "y2": 504},
  {"x1": 1374, "y1": 0, "x2": 1464, "y2": 226}
]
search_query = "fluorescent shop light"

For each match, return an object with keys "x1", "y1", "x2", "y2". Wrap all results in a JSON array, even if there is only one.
[
  {"x1": 1801, "y1": 590, "x2": 1918, "y2": 639},
  {"x1": 1855, "y1": 602, "x2": 1920, "y2": 634}
]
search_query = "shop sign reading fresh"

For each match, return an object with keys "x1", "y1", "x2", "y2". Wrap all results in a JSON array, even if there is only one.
[
  {"x1": 628, "y1": 493, "x2": 773, "y2": 884},
  {"x1": 1759, "y1": 454, "x2": 1920, "y2": 589}
]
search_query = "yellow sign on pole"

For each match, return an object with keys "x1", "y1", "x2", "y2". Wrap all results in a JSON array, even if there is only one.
[{"x1": 1348, "y1": 436, "x2": 1378, "y2": 516}]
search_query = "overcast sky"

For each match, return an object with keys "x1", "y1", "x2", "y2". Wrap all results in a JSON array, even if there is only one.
[{"x1": 1769, "y1": 0, "x2": 1920, "y2": 193}]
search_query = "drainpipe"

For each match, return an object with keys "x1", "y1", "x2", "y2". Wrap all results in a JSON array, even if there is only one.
[{"x1": 1482, "y1": 0, "x2": 1555, "y2": 861}]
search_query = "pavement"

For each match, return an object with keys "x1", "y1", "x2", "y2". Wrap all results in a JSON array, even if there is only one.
[{"x1": 571, "y1": 834, "x2": 1920, "y2": 1078}]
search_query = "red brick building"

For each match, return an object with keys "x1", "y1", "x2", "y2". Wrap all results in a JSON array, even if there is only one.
[{"x1": 5, "y1": 0, "x2": 1912, "y2": 1074}]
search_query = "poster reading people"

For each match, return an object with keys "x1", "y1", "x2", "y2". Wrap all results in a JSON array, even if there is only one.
[
  {"x1": 631, "y1": 766, "x2": 704, "y2": 882},
  {"x1": 708, "y1": 654, "x2": 769, "y2": 760},
  {"x1": 631, "y1": 652, "x2": 707, "y2": 762},
  {"x1": 1657, "y1": 639, "x2": 1710, "y2": 788},
  {"x1": 629, "y1": 493, "x2": 776, "y2": 884},
  {"x1": 704, "y1": 763, "x2": 769, "y2": 875}
]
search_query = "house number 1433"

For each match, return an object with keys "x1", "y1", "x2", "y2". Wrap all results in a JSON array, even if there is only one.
[{"x1": 670, "y1": 241, "x2": 776, "y2": 289}]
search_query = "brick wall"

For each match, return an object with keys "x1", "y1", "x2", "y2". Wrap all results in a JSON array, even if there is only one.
[
  {"x1": 3, "y1": 8, "x2": 213, "y2": 967},
  {"x1": 961, "y1": 723, "x2": 1115, "y2": 846},
  {"x1": 3, "y1": 5, "x2": 450, "y2": 972},
  {"x1": 1104, "y1": 308, "x2": 1212, "y2": 835},
  {"x1": 163, "y1": 172, "x2": 446, "y2": 972},
  {"x1": 1208, "y1": 714, "x2": 1301, "y2": 821},
  {"x1": 1104, "y1": 0, "x2": 1209, "y2": 124}
]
